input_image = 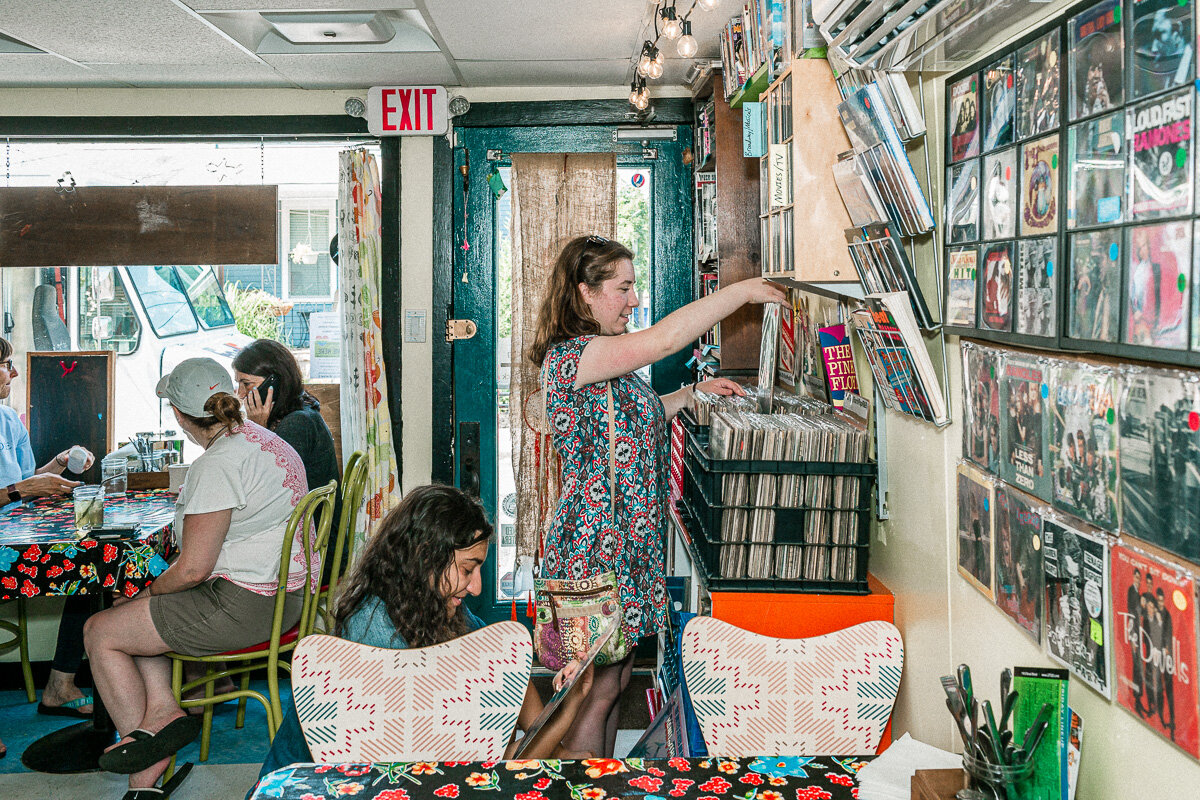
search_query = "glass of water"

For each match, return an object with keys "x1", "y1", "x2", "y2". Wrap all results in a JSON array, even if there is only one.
[{"x1": 72, "y1": 486, "x2": 105, "y2": 533}]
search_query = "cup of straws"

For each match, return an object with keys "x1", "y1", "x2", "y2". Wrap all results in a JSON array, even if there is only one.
[{"x1": 73, "y1": 485, "x2": 105, "y2": 534}]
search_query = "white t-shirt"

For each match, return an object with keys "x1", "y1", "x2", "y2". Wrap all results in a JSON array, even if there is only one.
[{"x1": 174, "y1": 421, "x2": 314, "y2": 596}]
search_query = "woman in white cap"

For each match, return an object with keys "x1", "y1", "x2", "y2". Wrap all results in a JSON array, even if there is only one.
[{"x1": 82, "y1": 357, "x2": 312, "y2": 800}]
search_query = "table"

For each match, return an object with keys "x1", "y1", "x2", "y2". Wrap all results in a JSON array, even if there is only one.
[
  {"x1": 251, "y1": 756, "x2": 874, "y2": 800},
  {"x1": 1, "y1": 489, "x2": 177, "y2": 773}
]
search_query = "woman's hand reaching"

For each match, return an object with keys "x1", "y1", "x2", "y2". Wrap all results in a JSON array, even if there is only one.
[
  {"x1": 736, "y1": 277, "x2": 788, "y2": 306},
  {"x1": 695, "y1": 378, "x2": 746, "y2": 397}
]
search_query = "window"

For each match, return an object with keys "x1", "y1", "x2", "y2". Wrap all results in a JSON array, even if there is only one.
[
  {"x1": 125, "y1": 266, "x2": 198, "y2": 337},
  {"x1": 283, "y1": 202, "x2": 336, "y2": 301},
  {"x1": 77, "y1": 268, "x2": 141, "y2": 354},
  {"x1": 175, "y1": 265, "x2": 236, "y2": 329}
]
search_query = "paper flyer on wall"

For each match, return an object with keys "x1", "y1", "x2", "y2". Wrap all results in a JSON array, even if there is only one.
[
  {"x1": 946, "y1": 246, "x2": 979, "y2": 327},
  {"x1": 983, "y1": 148, "x2": 1017, "y2": 240},
  {"x1": 1067, "y1": 111, "x2": 1124, "y2": 229},
  {"x1": 1021, "y1": 134, "x2": 1060, "y2": 237},
  {"x1": 1049, "y1": 360, "x2": 1120, "y2": 531},
  {"x1": 1000, "y1": 353, "x2": 1052, "y2": 500},
  {"x1": 1117, "y1": 367, "x2": 1200, "y2": 562},
  {"x1": 947, "y1": 72, "x2": 981, "y2": 162},
  {"x1": 1124, "y1": 221, "x2": 1190, "y2": 349},
  {"x1": 981, "y1": 241, "x2": 1015, "y2": 332},
  {"x1": 1016, "y1": 237, "x2": 1057, "y2": 337},
  {"x1": 984, "y1": 53, "x2": 1016, "y2": 150},
  {"x1": 962, "y1": 341, "x2": 1002, "y2": 473},
  {"x1": 1068, "y1": 0, "x2": 1123, "y2": 120},
  {"x1": 1130, "y1": 0, "x2": 1194, "y2": 100},
  {"x1": 995, "y1": 484, "x2": 1046, "y2": 642},
  {"x1": 1111, "y1": 543, "x2": 1200, "y2": 757},
  {"x1": 957, "y1": 460, "x2": 995, "y2": 599},
  {"x1": 1016, "y1": 29, "x2": 1062, "y2": 140},
  {"x1": 1068, "y1": 229, "x2": 1122, "y2": 342},
  {"x1": 1128, "y1": 88, "x2": 1193, "y2": 221},
  {"x1": 1042, "y1": 514, "x2": 1112, "y2": 697}
]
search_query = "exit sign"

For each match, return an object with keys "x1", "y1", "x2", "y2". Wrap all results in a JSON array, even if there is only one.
[{"x1": 366, "y1": 86, "x2": 449, "y2": 136}]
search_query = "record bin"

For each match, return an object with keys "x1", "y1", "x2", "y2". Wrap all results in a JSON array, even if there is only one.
[{"x1": 676, "y1": 413, "x2": 876, "y2": 594}]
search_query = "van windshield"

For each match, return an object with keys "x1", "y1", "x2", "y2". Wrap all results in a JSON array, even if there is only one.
[
  {"x1": 176, "y1": 266, "x2": 236, "y2": 329},
  {"x1": 126, "y1": 266, "x2": 199, "y2": 337}
]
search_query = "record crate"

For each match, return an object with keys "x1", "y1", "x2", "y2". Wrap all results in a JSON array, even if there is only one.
[{"x1": 676, "y1": 412, "x2": 876, "y2": 594}]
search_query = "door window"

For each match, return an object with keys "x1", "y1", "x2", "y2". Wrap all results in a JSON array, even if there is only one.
[{"x1": 78, "y1": 267, "x2": 141, "y2": 354}]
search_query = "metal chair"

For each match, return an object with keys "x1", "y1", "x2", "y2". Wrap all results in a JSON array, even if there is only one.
[
  {"x1": 317, "y1": 450, "x2": 369, "y2": 632},
  {"x1": 291, "y1": 624, "x2": 532, "y2": 762},
  {"x1": 682, "y1": 616, "x2": 904, "y2": 756},
  {"x1": 164, "y1": 480, "x2": 337, "y2": 773},
  {"x1": 0, "y1": 598, "x2": 36, "y2": 703}
]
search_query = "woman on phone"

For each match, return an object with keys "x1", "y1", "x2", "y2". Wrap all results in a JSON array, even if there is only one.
[{"x1": 529, "y1": 235, "x2": 784, "y2": 756}]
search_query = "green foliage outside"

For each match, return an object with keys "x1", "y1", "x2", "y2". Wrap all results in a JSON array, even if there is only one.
[{"x1": 225, "y1": 282, "x2": 284, "y2": 341}]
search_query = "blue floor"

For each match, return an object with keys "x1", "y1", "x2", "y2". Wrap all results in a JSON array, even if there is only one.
[{"x1": 0, "y1": 682, "x2": 282, "y2": 773}]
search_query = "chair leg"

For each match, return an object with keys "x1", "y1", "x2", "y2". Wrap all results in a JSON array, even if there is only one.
[
  {"x1": 165, "y1": 659, "x2": 183, "y2": 782},
  {"x1": 199, "y1": 665, "x2": 216, "y2": 763},
  {"x1": 16, "y1": 598, "x2": 34, "y2": 703},
  {"x1": 235, "y1": 671, "x2": 250, "y2": 729},
  {"x1": 267, "y1": 656, "x2": 282, "y2": 729}
]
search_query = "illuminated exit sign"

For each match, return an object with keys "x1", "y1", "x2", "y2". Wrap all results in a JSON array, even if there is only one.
[{"x1": 366, "y1": 86, "x2": 449, "y2": 136}]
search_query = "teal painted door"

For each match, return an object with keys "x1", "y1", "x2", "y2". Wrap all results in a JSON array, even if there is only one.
[{"x1": 451, "y1": 124, "x2": 694, "y2": 623}]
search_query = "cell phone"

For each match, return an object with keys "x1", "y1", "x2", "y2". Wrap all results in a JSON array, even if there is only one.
[{"x1": 257, "y1": 374, "x2": 278, "y2": 405}]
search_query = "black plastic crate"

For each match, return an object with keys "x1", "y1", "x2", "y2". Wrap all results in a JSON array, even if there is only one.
[{"x1": 676, "y1": 412, "x2": 876, "y2": 594}]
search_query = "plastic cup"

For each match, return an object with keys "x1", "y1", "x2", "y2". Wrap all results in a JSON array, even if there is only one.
[{"x1": 72, "y1": 486, "x2": 105, "y2": 533}]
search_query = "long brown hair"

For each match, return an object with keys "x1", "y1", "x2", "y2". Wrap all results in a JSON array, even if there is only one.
[{"x1": 527, "y1": 235, "x2": 634, "y2": 366}]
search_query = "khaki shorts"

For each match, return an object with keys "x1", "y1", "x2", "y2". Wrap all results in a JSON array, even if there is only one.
[{"x1": 149, "y1": 578, "x2": 303, "y2": 657}]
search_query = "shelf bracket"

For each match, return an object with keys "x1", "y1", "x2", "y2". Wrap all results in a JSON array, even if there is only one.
[{"x1": 873, "y1": 384, "x2": 890, "y2": 521}]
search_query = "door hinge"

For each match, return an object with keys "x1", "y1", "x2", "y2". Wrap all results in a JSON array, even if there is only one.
[{"x1": 445, "y1": 318, "x2": 478, "y2": 342}]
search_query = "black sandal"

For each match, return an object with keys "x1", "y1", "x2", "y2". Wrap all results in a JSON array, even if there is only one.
[
  {"x1": 121, "y1": 761, "x2": 193, "y2": 800},
  {"x1": 99, "y1": 716, "x2": 202, "y2": 774}
]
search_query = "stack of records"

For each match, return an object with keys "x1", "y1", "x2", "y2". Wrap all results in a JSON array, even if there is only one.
[
  {"x1": 844, "y1": 223, "x2": 935, "y2": 329},
  {"x1": 692, "y1": 388, "x2": 833, "y2": 426},
  {"x1": 707, "y1": 410, "x2": 870, "y2": 582}
]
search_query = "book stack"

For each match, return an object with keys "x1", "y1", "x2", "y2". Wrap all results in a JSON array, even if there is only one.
[{"x1": 851, "y1": 291, "x2": 949, "y2": 425}]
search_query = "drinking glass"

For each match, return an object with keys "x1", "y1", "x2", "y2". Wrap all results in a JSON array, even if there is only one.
[{"x1": 72, "y1": 486, "x2": 105, "y2": 533}]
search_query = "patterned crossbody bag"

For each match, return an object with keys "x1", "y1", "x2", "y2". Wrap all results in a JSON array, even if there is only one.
[{"x1": 532, "y1": 375, "x2": 629, "y2": 670}]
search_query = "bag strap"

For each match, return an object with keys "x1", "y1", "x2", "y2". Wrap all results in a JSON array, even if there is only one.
[{"x1": 607, "y1": 380, "x2": 617, "y2": 519}]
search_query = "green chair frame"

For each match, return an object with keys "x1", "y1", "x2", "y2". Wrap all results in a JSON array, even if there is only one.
[
  {"x1": 165, "y1": 480, "x2": 337, "y2": 772},
  {"x1": 0, "y1": 598, "x2": 35, "y2": 703},
  {"x1": 317, "y1": 450, "x2": 370, "y2": 632}
]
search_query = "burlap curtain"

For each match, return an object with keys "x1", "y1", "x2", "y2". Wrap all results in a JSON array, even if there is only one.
[{"x1": 511, "y1": 153, "x2": 618, "y2": 563}]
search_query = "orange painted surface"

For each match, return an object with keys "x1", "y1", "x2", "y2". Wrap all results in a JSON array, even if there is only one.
[{"x1": 709, "y1": 574, "x2": 897, "y2": 753}]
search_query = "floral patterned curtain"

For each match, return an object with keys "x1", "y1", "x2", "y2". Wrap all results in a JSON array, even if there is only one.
[{"x1": 338, "y1": 149, "x2": 399, "y2": 546}]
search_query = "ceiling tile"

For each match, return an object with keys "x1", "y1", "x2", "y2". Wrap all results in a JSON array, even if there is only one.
[
  {"x1": 0, "y1": 55, "x2": 127, "y2": 87},
  {"x1": 83, "y1": 61, "x2": 293, "y2": 88},
  {"x1": 187, "y1": 0, "x2": 416, "y2": 9},
  {"x1": 457, "y1": 59, "x2": 639, "y2": 87},
  {"x1": 0, "y1": 0, "x2": 261, "y2": 65},
  {"x1": 260, "y1": 51, "x2": 457, "y2": 88},
  {"x1": 426, "y1": 0, "x2": 649, "y2": 61}
]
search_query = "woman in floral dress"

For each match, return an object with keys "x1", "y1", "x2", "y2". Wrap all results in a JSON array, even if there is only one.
[{"x1": 529, "y1": 235, "x2": 784, "y2": 755}]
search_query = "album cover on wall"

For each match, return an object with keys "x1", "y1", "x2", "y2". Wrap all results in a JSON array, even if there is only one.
[
  {"x1": 983, "y1": 148, "x2": 1018, "y2": 240},
  {"x1": 1001, "y1": 353, "x2": 1053, "y2": 500},
  {"x1": 1068, "y1": 229, "x2": 1122, "y2": 342},
  {"x1": 1017, "y1": 30, "x2": 1062, "y2": 140},
  {"x1": 1049, "y1": 360, "x2": 1119, "y2": 530},
  {"x1": 947, "y1": 246, "x2": 979, "y2": 327},
  {"x1": 1017, "y1": 237, "x2": 1057, "y2": 337},
  {"x1": 957, "y1": 461, "x2": 995, "y2": 599},
  {"x1": 947, "y1": 159, "x2": 981, "y2": 244},
  {"x1": 1129, "y1": 88, "x2": 1194, "y2": 221},
  {"x1": 1193, "y1": 219, "x2": 1200, "y2": 351},
  {"x1": 1130, "y1": 0, "x2": 1194, "y2": 100},
  {"x1": 1124, "y1": 221, "x2": 1190, "y2": 349},
  {"x1": 948, "y1": 73, "x2": 981, "y2": 162},
  {"x1": 1111, "y1": 544, "x2": 1200, "y2": 757},
  {"x1": 1043, "y1": 515, "x2": 1111, "y2": 698},
  {"x1": 995, "y1": 484, "x2": 1046, "y2": 642},
  {"x1": 962, "y1": 342, "x2": 1002, "y2": 473},
  {"x1": 1021, "y1": 135, "x2": 1060, "y2": 236},
  {"x1": 981, "y1": 241, "x2": 1015, "y2": 331},
  {"x1": 1067, "y1": 111, "x2": 1125, "y2": 228},
  {"x1": 1117, "y1": 367, "x2": 1200, "y2": 562},
  {"x1": 984, "y1": 53, "x2": 1016, "y2": 151},
  {"x1": 1069, "y1": 0, "x2": 1124, "y2": 120}
]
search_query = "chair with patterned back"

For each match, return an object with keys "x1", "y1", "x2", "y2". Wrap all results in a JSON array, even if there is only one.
[
  {"x1": 291, "y1": 623, "x2": 532, "y2": 762},
  {"x1": 681, "y1": 616, "x2": 903, "y2": 756}
]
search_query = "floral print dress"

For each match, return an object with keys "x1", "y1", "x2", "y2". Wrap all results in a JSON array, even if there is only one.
[{"x1": 541, "y1": 335, "x2": 668, "y2": 642}]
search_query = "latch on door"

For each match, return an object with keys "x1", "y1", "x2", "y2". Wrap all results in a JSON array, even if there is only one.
[{"x1": 445, "y1": 318, "x2": 478, "y2": 342}]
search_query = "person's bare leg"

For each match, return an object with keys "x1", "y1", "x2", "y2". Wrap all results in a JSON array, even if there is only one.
[
  {"x1": 603, "y1": 653, "x2": 634, "y2": 756},
  {"x1": 42, "y1": 669, "x2": 93, "y2": 714},
  {"x1": 558, "y1": 652, "x2": 634, "y2": 757}
]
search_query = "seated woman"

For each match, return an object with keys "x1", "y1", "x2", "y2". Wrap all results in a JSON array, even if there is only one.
[
  {"x1": 83, "y1": 357, "x2": 312, "y2": 800},
  {"x1": 254, "y1": 484, "x2": 591, "y2": 788}
]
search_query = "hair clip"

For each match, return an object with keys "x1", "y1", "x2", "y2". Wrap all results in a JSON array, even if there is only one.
[{"x1": 586, "y1": 235, "x2": 609, "y2": 245}]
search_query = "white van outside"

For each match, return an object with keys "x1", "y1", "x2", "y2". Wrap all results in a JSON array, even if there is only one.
[{"x1": 6, "y1": 264, "x2": 251, "y2": 451}]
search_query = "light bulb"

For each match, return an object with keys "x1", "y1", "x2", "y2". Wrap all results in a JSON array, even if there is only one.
[
  {"x1": 661, "y1": 7, "x2": 682, "y2": 39},
  {"x1": 697, "y1": 0, "x2": 719, "y2": 10},
  {"x1": 629, "y1": 80, "x2": 641, "y2": 105},
  {"x1": 635, "y1": 91, "x2": 650, "y2": 110},
  {"x1": 636, "y1": 41, "x2": 653, "y2": 77},
  {"x1": 648, "y1": 58, "x2": 664, "y2": 79},
  {"x1": 677, "y1": 20, "x2": 697, "y2": 58}
]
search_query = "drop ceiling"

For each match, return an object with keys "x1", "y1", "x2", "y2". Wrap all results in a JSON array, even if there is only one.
[{"x1": 0, "y1": 0, "x2": 726, "y2": 90}]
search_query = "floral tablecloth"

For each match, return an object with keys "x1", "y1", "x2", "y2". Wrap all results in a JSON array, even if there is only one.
[
  {"x1": 0, "y1": 489, "x2": 175, "y2": 601},
  {"x1": 251, "y1": 756, "x2": 874, "y2": 800}
]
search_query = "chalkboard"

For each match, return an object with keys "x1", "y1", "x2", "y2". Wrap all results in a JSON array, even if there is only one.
[{"x1": 25, "y1": 351, "x2": 114, "y2": 485}]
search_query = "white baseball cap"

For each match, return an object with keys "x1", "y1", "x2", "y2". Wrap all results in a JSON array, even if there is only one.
[{"x1": 155, "y1": 358, "x2": 235, "y2": 418}]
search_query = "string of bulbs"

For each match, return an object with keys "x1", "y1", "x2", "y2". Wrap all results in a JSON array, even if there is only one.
[{"x1": 629, "y1": 0, "x2": 721, "y2": 111}]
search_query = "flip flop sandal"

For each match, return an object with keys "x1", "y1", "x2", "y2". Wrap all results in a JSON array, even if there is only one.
[
  {"x1": 37, "y1": 695, "x2": 94, "y2": 718},
  {"x1": 120, "y1": 761, "x2": 193, "y2": 800},
  {"x1": 99, "y1": 717, "x2": 202, "y2": 774}
]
